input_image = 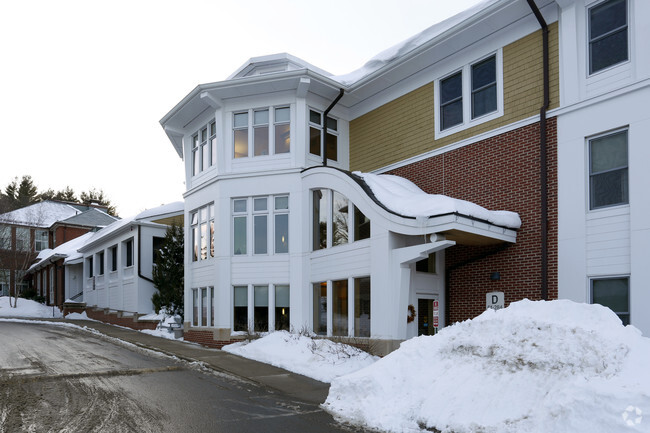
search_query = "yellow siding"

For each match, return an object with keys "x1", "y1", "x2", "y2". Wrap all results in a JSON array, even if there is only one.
[{"x1": 350, "y1": 22, "x2": 559, "y2": 172}]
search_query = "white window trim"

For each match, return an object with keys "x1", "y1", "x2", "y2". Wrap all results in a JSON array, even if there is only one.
[
  {"x1": 586, "y1": 0, "x2": 630, "y2": 78},
  {"x1": 191, "y1": 120, "x2": 217, "y2": 177},
  {"x1": 585, "y1": 126, "x2": 629, "y2": 213},
  {"x1": 232, "y1": 195, "x2": 289, "y2": 257},
  {"x1": 232, "y1": 106, "x2": 291, "y2": 159},
  {"x1": 588, "y1": 275, "x2": 630, "y2": 323},
  {"x1": 308, "y1": 107, "x2": 339, "y2": 160},
  {"x1": 434, "y1": 49, "x2": 503, "y2": 140},
  {"x1": 191, "y1": 203, "x2": 215, "y2": 262}
]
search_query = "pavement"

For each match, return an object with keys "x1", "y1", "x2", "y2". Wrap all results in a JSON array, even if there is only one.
[{"x1": 22, "y1": 318, "x2": 331, "y2": 405}]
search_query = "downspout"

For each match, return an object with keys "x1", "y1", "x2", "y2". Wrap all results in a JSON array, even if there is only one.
[
  {"x1": 322, "y1": 88, "x2": 345, "y2": 166},
  {"x1": 526, "y1": 0, "x2": 550, "y2": 301},
  {"x1": 137, "y1": 225, "x2": 154, "y2": 283}
]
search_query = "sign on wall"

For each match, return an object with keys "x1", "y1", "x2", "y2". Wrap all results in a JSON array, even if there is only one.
[
  {"x1": 486, "y1": 291, "x2": 504, "y2": 311},
  {"x1": 433, "y1": 300, "x2": 439, "y2": 328}
]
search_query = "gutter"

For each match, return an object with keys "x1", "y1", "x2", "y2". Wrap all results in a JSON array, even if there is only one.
[
  {"x1": 322, "y1": 88, "x2": 345, "y2": 166},
  {"x1": 526, "y1": 0, "x2": 550, "y2": 301}
]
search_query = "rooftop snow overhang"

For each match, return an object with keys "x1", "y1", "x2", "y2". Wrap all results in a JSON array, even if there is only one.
[
  {"x1": 160, "y1": 69, "x2": 346, "y2": 158},
  {"x1": 302, "y1": 166, "x2": 518, "y2": 246},
  {"x1": 78, "y1": 219, "x2": 165, "y2": 253}
]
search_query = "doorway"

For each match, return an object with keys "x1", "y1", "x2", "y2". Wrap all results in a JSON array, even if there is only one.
[{"x1": 417, "y1": 298, "x2": 439, "y2": 336}]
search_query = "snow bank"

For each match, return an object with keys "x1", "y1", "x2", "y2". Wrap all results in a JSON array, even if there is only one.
[
  {"x1": 0, "y1": 296, "x2": 63, "y2": 318},
  {"x1": 223, "y1": 331, "x2": 378, "y2": 383},
  {"x1": 324, "y1": 299, "x2": 650, "y2": 433},
  {"x1": 357, "y1": 172, "x2": 521, "y2": 228}
]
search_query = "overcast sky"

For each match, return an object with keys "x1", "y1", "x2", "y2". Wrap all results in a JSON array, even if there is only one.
[{"x1": 0, "y1": 0, "x2": 483, "y2": 217}]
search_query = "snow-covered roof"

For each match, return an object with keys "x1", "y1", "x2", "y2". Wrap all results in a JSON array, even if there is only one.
[
  {"x1": 56, "y1": 208, "x2": 118, "y2": 228},
  {"x1": 0, "y1": 201, "x2": 81, "y2": 228},
  {"x1": 228, "y1": 53, "x2": 333, "y2": 80},
  {"x1": 356, "y1": 172, "x2": 521, "y2": 229},
  {"x1": 28, "y1": 232, "x2": 94, "y2": 272},
  {"x1": 135, "y1": 201, "x2": 183, "y2": 221}
]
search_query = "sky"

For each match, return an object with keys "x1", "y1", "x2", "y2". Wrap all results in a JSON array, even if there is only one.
[{"x1": 0, "y1": 0, "x2": 483, "y2": 217}]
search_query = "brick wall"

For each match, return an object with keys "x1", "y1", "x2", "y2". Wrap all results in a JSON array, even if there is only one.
[
  {"x1": 184, "y1": 330, "x2": 237, "y2": 349},
  {"x1": 389, "y1": 118, "x2": 558, "y2": 324},
  {"x1": 84, "y1": 308, "x2": 158, "y2": 330}
]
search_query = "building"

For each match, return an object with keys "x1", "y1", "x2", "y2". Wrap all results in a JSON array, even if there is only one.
[
  {"x1": 161, "y1": 0, "x2": 648, "y2": 352},
  {"x1": 0, "y1": 200, "x2": 116, "y2": 300}
]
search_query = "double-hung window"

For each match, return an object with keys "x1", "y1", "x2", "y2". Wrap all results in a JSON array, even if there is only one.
[
  {"x1": 191, "y1": 204, "x2": 215, "y2": 261},
  {"x1": 589, "y1": 129, "x2": 628, "y2": 209},
  {"x1": 233, "y1": 107, "x2": 291, "y2": 158},
  {"x1": 308, "y1": 109, "x2": 338, "y2": 161},
  {"x1": 588, "y1": 0, "x2": 628, "y2": 75},
  {"x1": 15, "y1": 227, "x2": 30, "y2": 252},
  {"x1": 437, "y1": 52, "x2": 501, "y2": 135},
  {"x1": 591, "y1": 277, "x2": 629, "y2": 325},
  {"x1": 35, "y1": 230, "x2": 48, "y2": 252},
  {"x1": 192, "y1": 121, "x2": 216, "y2": 175}
]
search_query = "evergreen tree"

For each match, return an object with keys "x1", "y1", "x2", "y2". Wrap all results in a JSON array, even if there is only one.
[
  {"x1": 3, "y1": 175, "x2": 38, "y2": 211},
  {"x1": 80, "y1": 188, "x2": 117, "y2": 216},
  {"x1": 152, "y1": 223, "x2": 184, "y2": 318}
]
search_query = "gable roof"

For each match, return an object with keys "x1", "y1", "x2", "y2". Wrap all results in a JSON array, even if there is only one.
[
  {"x1": 55, "y1": 208, "x2": 119, "y2": 228},
  {"x1": 0, "y1": 201, "x2": 80, "y2": 228}
]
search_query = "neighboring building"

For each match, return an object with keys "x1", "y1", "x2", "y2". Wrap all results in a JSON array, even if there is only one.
[
  {"x1": 161, "y1": 0, "x2": 648, "y2": 352},
  {"x1": 0, "y1": 200, "x2": 115, "y2": 300}
]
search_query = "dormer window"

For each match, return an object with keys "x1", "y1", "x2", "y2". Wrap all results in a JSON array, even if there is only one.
[
  {"x1": 233, "y1": 107, "x2": 291, "y2": 158},
  {"x1": 192, "y1": 121, "x2": 216, "y2": 175}
]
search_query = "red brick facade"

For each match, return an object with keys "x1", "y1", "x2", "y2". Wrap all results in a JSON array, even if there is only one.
[
  {"x1": 83, "y1": 308, "x2": 158, "y2": 330},
  {"x1": 389, "y1": 118, "x2": 558, "y2": 324},
  {"x1": 184, "y1": 330, "x2": 238, "y2": 349}
]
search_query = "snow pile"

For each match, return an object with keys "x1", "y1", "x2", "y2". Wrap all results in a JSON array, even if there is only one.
[
  {"x1": 324, "y1": 300, "x2": 650, "y2": 433},
  {"x1": 0, "y1": 296, "x2": 63, "y2": 318},
  {"x1": 223, "y1": 331, "x2": 378, "y2": 383},
  {"x1": 65, "y1": 311, "x2": 96, "y2": 321},
  {"x1": 357, "y1": 172, "x2": 521, "y2": 228}
]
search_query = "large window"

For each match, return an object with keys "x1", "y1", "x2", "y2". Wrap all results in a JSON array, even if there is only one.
[
  {"x1": 308, "y1": 109, "x2": 338, "y2": 161},
  {"x1": 589, "y1": 0, "x2": 628, "y2": 75},
  {"x1": 254, "y1": 285, "x2": 268, "y2": 332},
  {"x1": 591, "y1": 277, "x2": 629, "y2": 325},
  {"x1": 589, "y1": 129, "x2": 628, "y2": 209},
  {"x1": 233, "y1": 195, "x2": 289, "y2": 256},
  {"x1": 275, "y1": 285, "x2": 290, "y2": 331},
  {"x1": 233, "y1": 106, "x2": 291, "y2": 158},
  {"x1": 191, "y1": 204, "x2": 215, "y2": 261},
  {"x1": 233, "y1": 285, "x2": 248, "y2": 331},
  {"x1": 192, "y1": 121, "x2": 217, "y2": 176},
  {"x1": 332, "y1": 279, "x2": 348, "y2": 336},
  {"x1": 0, "y1": 226, "x2": 10, "y2": 250},
  {"x1": 437, "y1": 53, "x2": 501, "y2": 134},
  {"x1": 15, "y1": 227, "x2": 30, "y2": 252},
  {"x1": 0, "y1": 269, "x2": 10, "y2": 296},
  {"x1": 191, "y1": 287, "x2": 214, "y2": 327},
  {"x1": 354, "y1": 277, "x2": 371, "y2": 337},
  {"x1": 313, "y1": 282, "x2": 327, "y2": 335},
  {"x1": 35, "y1": 230, "x2": 48, "y2": 252},
  {"x1": 313, "y1": 277, "x2": 371, "y2": 337},
  {"x1": 124, "y1": 238, "x2": 134, "y2": 268},
  {"x1": 233, "y1": 284, "x2": 289, "y2": 332},
  {"x1": 312, "y1": 189, "x2": 370, "y2": 251}
]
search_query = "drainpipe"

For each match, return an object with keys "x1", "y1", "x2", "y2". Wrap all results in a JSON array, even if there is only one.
[
  {"x1": 137, "y1": 225, "x2": 154, "y2": 284},
  {"x1": 322, "y1": 88, "x2": 345, "y2": 166},
  {"x1": 526, "y1": 0, "x2": 550, "y2": 301}
]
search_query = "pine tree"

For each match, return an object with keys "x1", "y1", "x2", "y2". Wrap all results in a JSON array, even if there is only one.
[
  {"x1": 152, "y1": 223, "x2": 184, "y2": 318},
  {"x1": 80, "y1": 188, "x2": 117, "y2": 216}
]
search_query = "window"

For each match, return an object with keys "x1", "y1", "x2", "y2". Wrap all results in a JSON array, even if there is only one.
[
  {"x1": 210, "y1": 288, "x2": 215, "y2": 327},
  {"x1": 332, "y1": 279, "x2": 348, "y2": 336},
  {"x1": 232, "y1": 195, "x2": 289, "y2": 256},
  {"x1": 152, "y1": 237, "x2": 164, "y2": 263},
  {"x1": 308, "y1": 109, "x2": 338, "y2": 161},
  {"x1": 87, "y1": 257, "x2": 94, "y2": 278},
  {"x1": 124, "y1": 238, "x2": 134, "y2": 268},
  {"x1": 589, "y1": 129, "x2": 628, "y2": 209},
  {"x1": 591, "y1": 277, "x2": 629, "y2": 325},
  {"x1": 254, "y1": 285, "x2": 268, "y2": 332},
  {"x1": 233, "y1": 199, "x2": 247, "y2": 255},
  {"x1": 354, "y1": 277, "x2": 371, "y2": 337},
  {"x1": 233, "y1": 285, "x2": 248, "y2": 331},
  {"x1": 313, "y1": 282, "x2": 327, "y2": 335},
  {"x1": 234, "y1": 107, "x2": 290, "y2": 158},
  {"x1": 0, "y1": 269, "x2": 9, "y2": 296},
  {"x1": 192, "y1": 121, "x2": 217, "y2": 175},
  {"x1": 35, "y1": 230, "x2": 48, "y2": 252},
  {"x1": 110, "y1": 245, "x2": 118, "y2": 272},
  {"x1": 15, "y1": 227, "x2": 30, "y2": 252},
  {"x1": 191, "y1": 286, "x2": 214, "y2": 327},
  {"x1": 415, "y1": 253, "x2": 437, "y2": 273},
  {"x1": 192, "y1": 288, "x2": 199, "y2": 327},
  {"x1": 201, "y1": 287, "x2": 208, "y2": 327},
  {"x1": 0, "y1": 226, "x2": 10, "y2": 250},
  {"x1": 275, "y1": 285, "x2": 290, "y2": 331},
  {"x1": 97, "y1": 251, "x2": 104, "y2": 276},
  {"x1": 313, "y1": 189, "x2": 370, "y2": 250},
  {"x1": 589, "y1": 0, "x2": 628, "y2": 75},
  {"x1": 274, "y1": 196, "x2": 289, "y2": 254},
  {"x1": 437, "y1": 53, "x2": 501, "y2": 135},
  {"x1": 191, "y1": 204, "x2": 215, "y2": 261}
]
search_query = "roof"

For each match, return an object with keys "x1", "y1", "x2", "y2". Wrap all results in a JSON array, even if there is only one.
[
  {"x1": 27, "y1": 232, "x2": 94, "y2": 272},
  {"x1": 0, "y1": 201, "x2": 81, "y2": 228},
  {"x1": 55, "y1": 208, "x2": 119, "y2": 228},
  {"x1": 135, "y1": 201, "x2": 183, "y2": 222}
]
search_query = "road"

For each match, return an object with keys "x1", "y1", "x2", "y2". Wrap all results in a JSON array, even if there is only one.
[{"x1": 0, "y1": 321, "x2": 367, "y2": 433}]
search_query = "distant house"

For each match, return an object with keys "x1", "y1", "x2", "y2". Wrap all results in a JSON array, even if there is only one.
[
  {"x1": 160, "y1": 0, "x2": 650, "y2": 352},
  {"x1": 0, "y1": 200, "x2": 116, "y2": 300}
]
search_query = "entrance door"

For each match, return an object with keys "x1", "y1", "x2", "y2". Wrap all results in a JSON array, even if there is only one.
[{"x1": 417, "y1": 298, "x2": 439, "y2": 336}]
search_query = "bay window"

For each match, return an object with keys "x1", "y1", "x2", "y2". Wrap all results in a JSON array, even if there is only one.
[
  {"x1": 192, "y1": 121, "x2": 216, "y2": 175},
  {"x1": 233, "y1": 106, "x2": 291, "y2": 158},
  {"x1": 232, "y1": 195, "x2": 289, "y2": 256},
  {"x1": 191, "y1": 203, "x2": 215, "y2": 261}
]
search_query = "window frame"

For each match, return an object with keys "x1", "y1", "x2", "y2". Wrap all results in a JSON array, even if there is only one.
[
  {"x1": 34, "y1": 230, "x2": 49, "y2": 252},
  {"x1": 434, "y1": 50, "x2": 503, "y2": 139},
  {"x1": 587, "y1": 0, "x2": 629, "y2": 76},
  {"x1": 308, "y1": 108, "x2": 339, "y2": 161},
  {"x1": 232, "y1": 195, "x2": 289, "y2": 257},
  {"x1": 312, "y1": 189, "x2": 370, "y2": 251},
  {"x1": 191, "y1": 120, "x2": 217, "y2": 176},
  {"x1": 232, "y1": 106, "x2": 291, "y2": 159},
  {"x1": 191, "y1": 203, "x2": 215, "y2": 261},
  {"x1": 590, "y1": 276, "x2": 630, "y2": 325},
  {"x1": 587, "y1": 128, "x2": 629, "y2": 210}
]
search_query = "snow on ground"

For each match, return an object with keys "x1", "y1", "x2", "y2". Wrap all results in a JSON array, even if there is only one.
[
  {"x1": 65, "y1": 311, "x2": 97, "y2": 321},
  {"x1": 0, "y1": 296, "x2": 62, "y2": 318},
  {"x1": 356, "y1": 172, "x2": 521, "y2": 228},
  {"x1": 324, "y1": 299, "x2": 650, "y2": 433},
  {"x1": 223, "y1": 331, "x2": 378, "y2": 383}
]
